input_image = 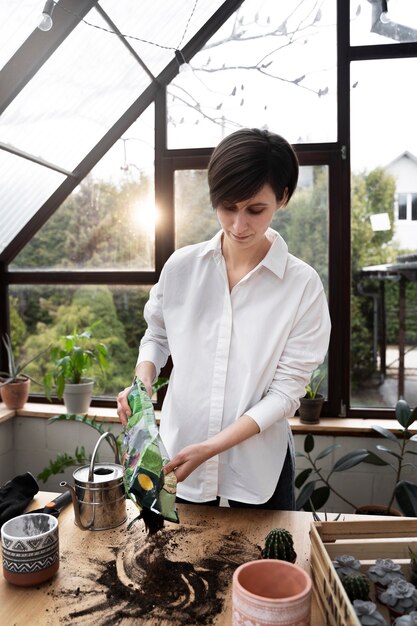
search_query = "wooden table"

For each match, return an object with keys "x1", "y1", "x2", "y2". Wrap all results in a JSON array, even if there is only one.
[{"x1": 0, "y1": 492, "x2": 354, "y2": 625}]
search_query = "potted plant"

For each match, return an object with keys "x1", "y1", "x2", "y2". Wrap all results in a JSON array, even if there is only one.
[
  {"x1": 298, "y1": 368, "x2": 325, "y2": 424},
  {"x1": 379, "y1": 578, "x2": 417, "y2": 622},
  {"x1": 295, "y1": 398, "x2": 417, "y2": 516},
  {"x1": 0, "y1": 334, "x2": 48, "y2": 409},
  {"x1": 261, "y1": 528, "x2": 297, "y2": 563},
  {"x1": 44, "y1": 329, "x2": 107, "y2": 414}
]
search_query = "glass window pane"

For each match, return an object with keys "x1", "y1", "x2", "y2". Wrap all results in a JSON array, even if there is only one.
[
  {"x1": 272, "y1": 166, "x2": 329, "y2": 293},
  {"x1": 168, "y1": 0, "x2": 337, "y2": 148},
  {"x1": 412, "y1": 194, "x2": 417, "y2": 221},
  {"x1": 350, "y1": 0, "x2": 417, "y2": 46},
  {"x1": 351, "y1": 59, "x2": 417, "y2": 408},
  {"x1": 9, "y1": 284, "x2": 151, "y2": 398},
  {"x1": 11, "y1": 106, "x2": 155, "y2": 271},
  {"x1": 174, "y1": 170, "x2": 217, "y2": 249},
  {"x1": 0, "y1": 150, "x2": 65, "y2": 255},
  {"x1": 398, "y1": 194, "x2": 407, "y2": 220},
  {"x1": 99, "y1": 0, "x2": 227, "y2": 77},
  {"x1": 0, "y1": 1, "x2": 39, "y2": 71},
  {"x1": 0, "y1": 8, "x2": 151, "y2": 172}
]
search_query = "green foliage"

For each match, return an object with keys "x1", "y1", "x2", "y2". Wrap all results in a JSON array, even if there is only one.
[
  {"x1": 37, "y1": 446, "x2": 88, "y2": 483},
  {"x1": 341, "y1": 574, "x2": 370, "y2": 602},
  {"x1": 44, "y1": 328, "x2": 107, "y2": 400},
  {"x1": 274, "y1": 166, "x2": 328, "y2": 289},
  {"x1": 262, "y1": 528, "x2": 297, "y2": 563},
  {"x1": 295, "y1": 433, "x2": 371, "y2": 512},
  {"x1": 0, "y1": 333, "x2": 49, "y2": 385},
  {"x1": 305, "y1": 369, "x2": 325, "y2": 399},
  {"x1": 296, "y1": 399, "x2": 417, "y2": 515}
]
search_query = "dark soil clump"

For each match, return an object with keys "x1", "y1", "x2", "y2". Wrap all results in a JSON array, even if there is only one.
[{"x1": 67, "y1": 527, "x2": 260, "y2": 625}]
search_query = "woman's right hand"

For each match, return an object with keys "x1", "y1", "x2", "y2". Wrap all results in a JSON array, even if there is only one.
[
  {"x1": 116, "y1": 386, "x2": 134, "y2": 427},
  {"x1": 116, "y1": 362, "x2": 155, "y2": 426}
]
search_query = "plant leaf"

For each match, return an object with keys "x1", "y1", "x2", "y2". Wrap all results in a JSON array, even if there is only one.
[
  {"x1": 332, "y1": 449, "x2": 370, "y2": 471},
  {"x1": 309, "y1": 486, "x2": 331, "y2": 511},
  {"x1": 304, "y1": 433, "x2": 314, "y2": 453},
  {"x1": 372, "y1": 424, "x2": 400, "y2": 445},
  {"x1": 396, "y1": 398, "x2": 412, "y2": 428},
  {"x1": 361, "y1": 450, "x2": 389, "y2": 465},
  {"x1": 315, "y1": 443, "x2": 341, "y2": 461},
  {"x1": 375, "y1": 445, "x2": 403, "y2": 461},
  {"x1": 296, "y1": 481, "x2": 316, "y2": 510},
  {"x1": 295, "y1": 468, "x2": 313, "y2": 489},
  {"x1": 395, "y1": 480, "x2": 417, "y2": 517}
]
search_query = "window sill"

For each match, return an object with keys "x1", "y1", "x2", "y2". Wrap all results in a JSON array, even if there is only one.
[{"x1": 1, "y1": 402, "x2": 414, "y2": 436}]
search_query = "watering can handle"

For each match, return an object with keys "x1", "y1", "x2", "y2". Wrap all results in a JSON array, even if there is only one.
[{"x1": 88, "y1": 432, "x2": 121, "y2": 482}]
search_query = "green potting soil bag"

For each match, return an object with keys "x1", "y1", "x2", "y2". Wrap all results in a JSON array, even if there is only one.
[{"x1": 121, "y1": 378, "x2": 179, "y2": 526}]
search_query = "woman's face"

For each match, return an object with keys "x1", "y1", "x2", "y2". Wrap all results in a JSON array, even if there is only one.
[{"x1": 216, "y1": 183, "x2": 285, "y2": 252}]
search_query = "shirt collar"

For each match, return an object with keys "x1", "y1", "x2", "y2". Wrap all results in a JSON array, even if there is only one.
[{"x1": 197, "y1": 228, "x2": 288, "y2": 279}]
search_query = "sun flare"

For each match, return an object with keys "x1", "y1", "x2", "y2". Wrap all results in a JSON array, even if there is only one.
[{"x1": 131, "y1": 199, "x2": 159, "y2": 237}]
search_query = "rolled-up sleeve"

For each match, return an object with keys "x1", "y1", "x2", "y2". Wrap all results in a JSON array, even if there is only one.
[{"x1": 245, "y1": 285, "x2": 331, "y2": 432}]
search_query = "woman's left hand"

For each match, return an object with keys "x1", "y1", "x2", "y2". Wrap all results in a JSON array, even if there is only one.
[{"x1": 163, "y1": 443, "x2": 211, "y2": 482}]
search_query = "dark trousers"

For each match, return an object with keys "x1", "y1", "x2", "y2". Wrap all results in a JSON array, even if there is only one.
[{"x1": 175, "y1": 444, "x2": 295, "y2": 511}]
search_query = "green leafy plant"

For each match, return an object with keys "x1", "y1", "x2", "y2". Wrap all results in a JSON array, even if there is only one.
[
  {"x1": 37, "y1": 377, "x2": 169, "y2": 482},
  {"x1": 304, "y1": 368, "x2": 325, "y2": 399},
  {"x1": 296, "y1": 398, "x2": 417, "y2": 516},
  {"x1": 364, "y1": 398, "x2": 417, "y2": 515},
  {"x1": 0, "y1": 333, "x2": 49, "y2": 386},
  {"x1": 295, "y1": 433, "x2": 374, "y2": 511},
  {"x1": 37, "y1": 446, "x2": 89, "y2": 483},
  {"x1": 44, "y1": 328, "x2": 108, "y2": 400}
]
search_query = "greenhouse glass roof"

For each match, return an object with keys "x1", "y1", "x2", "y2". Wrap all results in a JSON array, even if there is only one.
[{"x1": 0, "y1": 0, "x2": 238, "y2": 260}]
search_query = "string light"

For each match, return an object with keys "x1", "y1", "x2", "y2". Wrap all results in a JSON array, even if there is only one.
[
  {"x1": 36, "y1": 0, "x2": 199, "y2": 72},
  {"x1": 174, "y1": 49, "x2": 192, "y2": 73},
  {"x1": 380, "y1": 0, "x2": 390, "y2": 24},
  {"x1": 38, "y1": 0, "x2": 54, "y2": 31}
]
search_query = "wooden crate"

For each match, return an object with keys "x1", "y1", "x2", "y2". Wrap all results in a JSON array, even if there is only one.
[{"x1": 310, "y1": 519, "x2": 417, "y2": 626}]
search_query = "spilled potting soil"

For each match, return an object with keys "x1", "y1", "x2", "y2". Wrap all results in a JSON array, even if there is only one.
[{"x1": 54, "y1": 525, "x2": 260, "y2": 625}]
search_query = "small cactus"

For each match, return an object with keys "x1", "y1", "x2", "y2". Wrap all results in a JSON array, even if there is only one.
[
  {"x1": 341, "y1": 573, "x2": 370, "y2": 602},
  {"x1": 262, "y1": 528, "x2": 297, "y2": 563}
]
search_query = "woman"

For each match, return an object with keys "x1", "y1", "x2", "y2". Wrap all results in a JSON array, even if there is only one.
[{"x1": 117, "y1": 128, "x2": 331, "y2": 510}]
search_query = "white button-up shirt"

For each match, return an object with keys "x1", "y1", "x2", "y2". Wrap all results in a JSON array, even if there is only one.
[{"x1": 138, "y1": 228, "x2": 331, "y2": 504}]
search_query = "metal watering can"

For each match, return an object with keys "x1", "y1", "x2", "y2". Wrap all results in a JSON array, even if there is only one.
[{"x1": 61, "y1": 432, "x2": 127, "y2": 531}]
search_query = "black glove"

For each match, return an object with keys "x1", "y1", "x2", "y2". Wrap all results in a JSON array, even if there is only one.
[{"x1": 0, "y1": 472, "x2": 39, "y2": 528}]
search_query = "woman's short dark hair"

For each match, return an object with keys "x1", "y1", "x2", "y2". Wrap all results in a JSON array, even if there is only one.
[{"x1": 207, "y1": 128, "x2": 299, "y2": 208}]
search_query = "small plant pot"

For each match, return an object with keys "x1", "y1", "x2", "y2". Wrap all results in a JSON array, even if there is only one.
[
  {"x1": 232, "y1": 559, "x2": 312, "y2": 626},
  {"x1": 63, "y1": 380, "x2": 94, "y2": 414},
  {"x1": 0, "y1": 377, "x2": 30, "y2": 409},
  {"x1": 298, "y1": 394, "x2": 324, "y2": 424}
]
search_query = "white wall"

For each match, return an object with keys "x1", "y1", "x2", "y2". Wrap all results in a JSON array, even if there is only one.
[{"x1": 0, "y1": 417, "x2": 123, "y2": 492}]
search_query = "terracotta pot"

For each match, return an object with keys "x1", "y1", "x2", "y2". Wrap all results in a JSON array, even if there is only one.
[
  {"x1": 354, "y1": 504, "x2": 403, "y2": 517},
  {"x1": 232, "y1": 559, "x2": 312, "y2": 626},
  {"x1": 0, "y1": 377, "x2": 30, "y2": 410},
  {"x1": 298, "y1": 394, "x2": 324, "y2": 424}
]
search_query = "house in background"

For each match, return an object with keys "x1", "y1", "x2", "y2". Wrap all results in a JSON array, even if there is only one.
[{"x1": 385, "y1": 151, "x2": 417, "y2": 251}]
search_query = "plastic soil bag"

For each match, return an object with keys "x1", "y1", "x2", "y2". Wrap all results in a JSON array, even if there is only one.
[{"x1": 121, "y1": 378, "x2": 179, "y2": 533}]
